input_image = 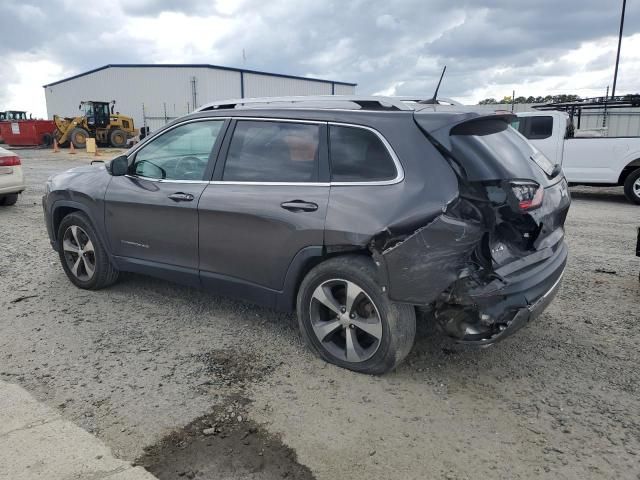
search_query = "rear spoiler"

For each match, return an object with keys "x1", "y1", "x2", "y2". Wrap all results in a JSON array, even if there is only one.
[{"x1": 414, "y1": 111, "x2": 516, "y2": 150}]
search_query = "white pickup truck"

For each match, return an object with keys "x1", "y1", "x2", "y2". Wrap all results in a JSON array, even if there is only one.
[{"x1": 513, "y1": 111, "x2": 640, "y2": 204}]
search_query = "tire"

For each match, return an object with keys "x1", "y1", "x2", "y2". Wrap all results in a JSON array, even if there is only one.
[
  {"x1": 109, "y1": 129, "x2": 128, "y2": 148},
  {"x1": 623, "y1": 168, "x2": 640, "y2": 205},
  {"x1": 41, "y1": 132, "x2": 53, "y2": 146},
  {"x1": 0, "y1": 194, "x2": 18, "y2": 206},
  {"x1": 57, "y1": 212, "x2": 119, "y2": 290},
  {"x1": 70, "y1": 127, "x2": 89, "y2": 149},
  {"x1": 297, "y1": 255, "x2": 416, "y2": 374}
]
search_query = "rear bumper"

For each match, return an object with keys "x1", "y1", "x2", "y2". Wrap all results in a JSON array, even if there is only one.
[
  {"x1": 0, "y1": 165, "x2": 25, "y2": 195},
  {"x1": 0, "y1": 185, "x2": 24, "y2": 195},
  {"x1": 460, "y1": 261, "x2": 565, "y2": 346},
  {"x1": 440, "y1": 239, "x2": 568, "y2": 346}
]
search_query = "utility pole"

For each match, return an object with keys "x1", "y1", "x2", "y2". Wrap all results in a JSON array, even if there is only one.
[
  {"x1": 611, "y1": 0, "x2": 626, "y2": 98},
  {"x1": 603, "y1": 85, "x2": 609, "y2": 129}
]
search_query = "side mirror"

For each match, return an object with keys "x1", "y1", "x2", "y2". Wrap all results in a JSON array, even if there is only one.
[{"x1": 109, "y1": 155, "x2": 129, "y2": 176}]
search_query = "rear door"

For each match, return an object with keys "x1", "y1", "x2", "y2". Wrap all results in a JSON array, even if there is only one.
[
  {"x1": 198, "y1": 118, "x2": 329, "y2": 296},
  {"x1": 104, "y1": 119, "x2": 227, "y2": 280}
]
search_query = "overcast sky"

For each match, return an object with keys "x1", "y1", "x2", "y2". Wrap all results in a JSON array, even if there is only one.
[{"x1": 1, "y1": 0, "x2": 638, "y2": 117}]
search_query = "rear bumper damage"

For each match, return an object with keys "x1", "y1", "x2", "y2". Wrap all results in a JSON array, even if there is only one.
[
  {"x1": 373, "y1": 203, "x2": 568, "y2": 346},
  {"x1": 441, "y1": 240, "x2": 567, "y2": 346}
]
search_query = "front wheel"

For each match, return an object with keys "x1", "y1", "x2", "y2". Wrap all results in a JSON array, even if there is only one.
[
  {"x1": 109, "y1": 129, "x2": 128, "y2": 148},
  {"x1": 70, "y1": 127, "x2": 89, "y2": 149},
  {"x1": 297, "y1": 255, "x2": 416, "y2": 374},
  {"x1": 57, "y1": 212, "x2": 119, "y2": 289},
  {"x1": 623, "y1": 168, "x2": 640, "y2": 205}
]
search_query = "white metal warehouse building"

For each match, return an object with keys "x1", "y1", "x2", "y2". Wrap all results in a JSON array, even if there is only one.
[{"x1": 43, "y1": 64, "x2": 357, "y2": 131}]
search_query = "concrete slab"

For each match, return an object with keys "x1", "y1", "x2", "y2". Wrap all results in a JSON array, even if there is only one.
[
  {"x1": 0, "y1": 383, "x2": 58, "y2": 436},
  {"x1": 0, "y1": 380, "x2": 156, "y2": 480}
]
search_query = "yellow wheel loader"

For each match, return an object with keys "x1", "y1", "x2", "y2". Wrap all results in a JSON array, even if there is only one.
[{"x1": 53, "y1": 101, "x2": 138, "y2": 149}]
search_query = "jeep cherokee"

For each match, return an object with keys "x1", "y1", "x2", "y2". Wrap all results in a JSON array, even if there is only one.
[{"x1": 43, "y1": 96, "x2": 570, "y2": 374}]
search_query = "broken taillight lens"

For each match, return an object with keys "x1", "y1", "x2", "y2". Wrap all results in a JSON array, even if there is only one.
[
  {"x1": 0, "y1": 155, "x2": 21, "y2": 167},
  {"x1": 509, "y1": 181, "x2": 544, "y2": 211}
]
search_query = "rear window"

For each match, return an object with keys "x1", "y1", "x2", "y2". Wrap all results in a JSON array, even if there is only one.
[
  {"x1": 223, "y1": 121, "x2": 319, "y2": 182},
  {"x1": 450, "y1": 118, "x2": 553, "y2": 182},
  {"x1": 511, "y1": 116, "x2": 553, "y2": 140},
  {"x1": 329, "y1": 126, "x2": 397, "y2": 182}
]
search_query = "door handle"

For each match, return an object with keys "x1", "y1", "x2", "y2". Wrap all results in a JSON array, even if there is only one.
[
  {"x1": 168, "y1": 192, "x2": 194, "y2": 202},
  {"x1": 280, "y1": 200, "x2": 318, "y2": 212}
]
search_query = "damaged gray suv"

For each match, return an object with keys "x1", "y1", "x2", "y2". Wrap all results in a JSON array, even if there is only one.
[{"x1": 43, "y1": 96, "x2": 570, "y2": 374}]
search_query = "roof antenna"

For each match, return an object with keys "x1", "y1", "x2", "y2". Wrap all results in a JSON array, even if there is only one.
[{"x1": 420, "y1": 65, "x2": 447, "y2": 104}]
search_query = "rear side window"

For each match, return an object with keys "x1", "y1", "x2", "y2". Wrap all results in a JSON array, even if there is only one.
[
  {"x1": 223, "y1": 121, "x2": 319, "y2": 182},
  {"x1": 512, "y1": 116, "x2": 553, "y2": 140},
  {"x1": 329, "y1": 126, "x2": 397, "y2": 182}
]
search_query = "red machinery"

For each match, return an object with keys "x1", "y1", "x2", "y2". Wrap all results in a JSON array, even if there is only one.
[{"x1": 0, "y1": 111, "x2": 56, "y2": 146}]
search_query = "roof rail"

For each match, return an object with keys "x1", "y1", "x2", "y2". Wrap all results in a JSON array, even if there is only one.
[{"x1": 195, "y1": 95, "x2": 462, "y2": 112}]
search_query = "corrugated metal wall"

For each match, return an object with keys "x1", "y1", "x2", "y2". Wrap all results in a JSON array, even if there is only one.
[
  {"x1": 44, "y1": 66, "x2": 356, "y2": 132},
  {"x1": 334, "y1": 84, "x2": 355, "y2": 95},
  {"x1": 243, "y1": 73, "x2": 332, "y2": 97},
  {"x1": 570, "y1": 108, "x2": 640, "y2": 137},
  {"x1": 472, "y1": 103, "x2": 640, "y2": 137}
]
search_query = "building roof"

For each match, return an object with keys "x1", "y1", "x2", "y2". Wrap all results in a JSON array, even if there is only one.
[{"x1": 43, "y1": 64, "x2": 357, "y2": 88}]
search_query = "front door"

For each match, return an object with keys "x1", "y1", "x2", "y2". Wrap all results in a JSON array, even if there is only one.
[
  {"x1": 198, "y1": 119, "x2": 329, "y2": 296},
  {"x1": 104, "y1": 119, "x2": 227, "y2": 278}
]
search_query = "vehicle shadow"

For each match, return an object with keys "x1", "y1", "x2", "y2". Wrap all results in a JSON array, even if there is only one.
[
  {"x1": 569, "y1": 188, "x2": 629, "y2": 204},
  {"x1": 112, "y1": 272, "x2": 474, "y2": 363}
]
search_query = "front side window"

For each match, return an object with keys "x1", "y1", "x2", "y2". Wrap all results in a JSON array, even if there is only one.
[
  {"x1": 132, "y1": 120, "x2": 224, "y2": 180},
  {"x1": 329, "y1": 125, "x2": 397, "y2": 182},
  {"x1": 223, "y1": 121, "x2": 319, "y2": 182}
]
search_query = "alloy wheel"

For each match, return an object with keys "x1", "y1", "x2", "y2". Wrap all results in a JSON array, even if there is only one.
[
  {"x1": 62, "y1": 225, "x2": 96, "y2": 281},
  {"x1": 309, "y1": 279, "x2": 383, "y2": 363},
  {"x1": 634, "y1": 177, "x2": 640, "y2": 199}
]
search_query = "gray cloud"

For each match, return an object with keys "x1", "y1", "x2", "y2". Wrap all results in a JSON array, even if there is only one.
[
  {"x1": 122, "y1": 0, "x2": 234, "y2": 17},
  {"x1": 0, "y1": 0, "x2": 638, "y2": 109}
]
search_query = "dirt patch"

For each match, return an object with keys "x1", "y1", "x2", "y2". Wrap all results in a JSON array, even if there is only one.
[
  {"x1": 136, "y1": 396, "x2": 314, "y2": 480},
  {"x1": 136, "y1": 349, "x2": 312, "y2": 479},
  {"x1": 193, "y1": 349, "x2": 276, "y2": 388}
]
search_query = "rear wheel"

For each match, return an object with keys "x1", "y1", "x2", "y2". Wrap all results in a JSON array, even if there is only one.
[
  {"x1": 297, "y1": 255, "x2": 416, "y2": 374},
  {"x1": 70, "y1": 128, "x2": 89, "y2": 149},
  {"x1": 57, "y1": 212, "x2": 119, "y2": 289},
  {"x1": 109, "y1": 129, "x2": 128, "y2": 148},
  {"x1": 623, "y1": 168, "x2": 640, "y2": 205},
  {"x1": 0, "y1": 194, "x2": 18, "y2": 206}
]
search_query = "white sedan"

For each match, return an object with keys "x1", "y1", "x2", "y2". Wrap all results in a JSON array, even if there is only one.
[{"x1": 0, "y1": 146, "x2": 25, "y2": 206}]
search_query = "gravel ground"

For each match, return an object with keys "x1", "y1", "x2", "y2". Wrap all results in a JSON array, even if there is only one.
[{"x1": 1, "y1": 148, "x2": 639, "y2": 480}]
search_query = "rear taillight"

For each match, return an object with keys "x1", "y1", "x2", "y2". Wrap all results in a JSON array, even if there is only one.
[
  {"x1": 509, "y1": 181, "x2": 544, "y2": 211},
  {"x1": 0, "y1": 155, "x2": 21, "y2": 167}
]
